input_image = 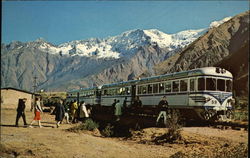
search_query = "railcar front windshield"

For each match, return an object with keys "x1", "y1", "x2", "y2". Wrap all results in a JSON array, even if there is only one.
[{"x1": 198, "y1": 77, "x2": 232, "y2": 92}]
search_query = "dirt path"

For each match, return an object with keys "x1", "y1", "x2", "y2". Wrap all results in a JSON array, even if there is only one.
[{"x1": 0, "y1": 108, "x2": 248, "y2": 158}]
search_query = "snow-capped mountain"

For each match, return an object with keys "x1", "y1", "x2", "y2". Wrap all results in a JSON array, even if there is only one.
[
  {"x1": 37, "y1": 28, "x2": 206, "y2": 59},
  {"x1": 29, "y1": 16, "x2": 233, "y2": 60},
  {"x1": 209, "y1": 16, "x2": 232, "y2": 28},
  {"x1": 2, "y1": 14, "x2": 241, "y2": 91}
]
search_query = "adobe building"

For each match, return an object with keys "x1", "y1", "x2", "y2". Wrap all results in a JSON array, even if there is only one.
[{"x1": 1, "y1": 87, "x2": 34, "y2": 110}]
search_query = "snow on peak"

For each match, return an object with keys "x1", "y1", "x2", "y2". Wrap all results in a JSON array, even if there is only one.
[
  {"x1": 37, "y1": 16, "x2": 232, "y2": 59},
  {"x1": 144, "y1": 28, "x2": 205, "y2": 50},
  {"x1": 38, "y1": 28, "x2": 205, "y2": 58},
  {"x1": 209, "y1": 16, "x2": 232, "y2": 28}
]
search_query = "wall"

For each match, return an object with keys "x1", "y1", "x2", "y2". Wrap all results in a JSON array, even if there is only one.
[{"x1": 1, "y1": 89, "x2": 33, "y2": 111}]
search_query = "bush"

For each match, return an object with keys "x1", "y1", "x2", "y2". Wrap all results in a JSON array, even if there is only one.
[
  {"x1": 83, "y1": 119, "x2": 99, "y2": 131},
  {"x1": 233, "y1": 111, "x2": 248, "y2": 121},
  {"x1": 165, "y1": 110, "x2": 182, "y2": 142},
  {"x1": 101, "y1": 123, "x2": 114, "y2": 137},
  {"x1": 154, "y1": 110, "x2": 183, "y2": 144},
  {"x1": 68, "y1": 119, "x2": 99, "y2": 132}
]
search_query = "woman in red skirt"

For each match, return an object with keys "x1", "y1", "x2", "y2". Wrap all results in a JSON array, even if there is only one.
[{"x1": 29, "y1": 97, "x2": 43, "y2": 128}]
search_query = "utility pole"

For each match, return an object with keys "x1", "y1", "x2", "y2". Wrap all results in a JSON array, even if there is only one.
[
  {"x1": 33, "y1": 76, "x2": 37, "y2": 94},
  {"x1": 31, "y1": 76, "x2": 37, "y2": 110}
]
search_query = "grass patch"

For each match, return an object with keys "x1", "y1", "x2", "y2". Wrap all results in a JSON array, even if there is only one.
[{"x1": 67, "y1": 119, "x2": 99, "y2": 132}]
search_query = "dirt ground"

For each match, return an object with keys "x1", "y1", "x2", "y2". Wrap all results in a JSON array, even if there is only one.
[{"x1": 0, "y1": 108, "x2": 248, "y2": 158}]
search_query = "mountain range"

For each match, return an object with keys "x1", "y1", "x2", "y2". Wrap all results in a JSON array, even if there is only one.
[
  {"x1": 141, "y1": 11, "x2": 249, "y2": 96},
  {"x1": 1, "y1": 11, "x2": 248, "y2": 96}
]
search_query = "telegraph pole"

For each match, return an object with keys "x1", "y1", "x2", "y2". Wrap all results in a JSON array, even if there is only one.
[
  {"x1": 33, "y1": 76, "x2": 37, "y2": 94},
  {"x1": 32, "y1": 76, "x2": 37, "y2": 108}
]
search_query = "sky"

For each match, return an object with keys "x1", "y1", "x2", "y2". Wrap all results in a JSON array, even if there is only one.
[{"x1": 2, "y1": 1, "x2": 249, "y2": 45}]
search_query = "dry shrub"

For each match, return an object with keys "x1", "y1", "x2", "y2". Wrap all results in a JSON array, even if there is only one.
[
  {"x1": 154, "y1": 110, "x2": 183, "y2": 144},
  {"x1": 101, "y1": 123, "x2": 114, "y2": 137}
]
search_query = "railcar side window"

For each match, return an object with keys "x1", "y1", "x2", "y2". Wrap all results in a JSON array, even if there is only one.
[
  {"x1": 137, "y1": 86, "x2": 141, "y2": 94},
  {"x1": 217, "y1": 79, "x2": 225, "y2": 91},
  {"x1": 165, "y1": 82, "x2": 171, "y2": 93},
  {"x1": 190, "y1": 79, "x2": 195, "y2": 91},
  {"x1": 119, "y1": 88, "x2": 125, "y2": 95},
  {"x1": 172, "y1": 80, "x2": 180, "y2": 92},
  {"x1": 103, "y1": 90, "x2": 107, "y2": 95},
  {"x1": 153, "y1": 84, "x2": 158, "y2": 93},
  {"x1": 148, "y1": 84, "x2": 153, "y2": 94},
  {"x1": 125, "y1": 87, "x2": 131, "y2": 95},
  {"x1": 142, "y1": 86, "x2": 147, "y2": 94},
  {"x1": 159, "y1": 83, "x2": 164, "y2": 93},
  {"x1": 206, "y1": 78, "x2": 216, "y2": 91},
  {"x1": 198, "y1": 78, "x2": 205, "y2": 91},
  {"x1": 226, "y1": 80, "x2": 232, "y2": 92},
  {"x1": 180, "y1": 79, "x2": 188, "y2": 91},
  {"x1": 138, "y1": 85, "x2": 147, "y2": 94}
]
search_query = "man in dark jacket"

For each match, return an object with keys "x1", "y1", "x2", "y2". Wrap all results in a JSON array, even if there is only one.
[
  {"x1": 156, "y1": 96, "x2": 169, "y2": 125},
  {"x1": 15, "y1": 98, "x2": 28, "y2": 127},
  {"x1": 133, "y1": 96, "x2": 142, "y2": 108},
  {"x1": 55, "y1": 99, "x2": 65, "y2": 128}
]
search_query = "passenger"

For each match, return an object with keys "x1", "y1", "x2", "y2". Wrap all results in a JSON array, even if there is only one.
[
  {"x1": 79, "y1": 101, "x2": 89, "y2": 122},
  {"x1": 112, "y1": 99, "x2": 117, "y2": 114},
  {"x1": 133, "y1": 96, "x2": 142, "y2": 108},
  {"x1": 115, "y1": 100, "x2": 122, "y2": 121},
  {"x1": 71, "y1": 100, "x2": 78, "y2": 123},
  {"x1": 156, "y1": 96, "x2": 169, "y2": 126},
  {"x1": 63, "y1": 101, "x2": 70, "y2": 124},
  {"x1": 87, "y1": 106, "x2": 92, "y2": 117},
  {"x1": 29, "y1": 97, "x2": 43, "y2": 128},
  {"x1": 112, "y1": 99, "x2": 117, "y2": 108},
  {"x1": 15, "y1": 98, "x2": 28, "y2": 127},
  {"x1": 55, "y1": 99, "x2": 65, "y2": 128},
  {"x1": 68, "y1": 101, "x2": 73, "y2": 120}
]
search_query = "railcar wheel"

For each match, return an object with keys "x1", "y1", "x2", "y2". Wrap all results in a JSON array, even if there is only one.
[{"x1": 202, "y1": 110, "x2": 216, "y2": 121}]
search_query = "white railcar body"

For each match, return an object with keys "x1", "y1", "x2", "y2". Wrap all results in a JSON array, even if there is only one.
[{"x1": 66, "y1": 67, "x2": 234, "y2": 121}]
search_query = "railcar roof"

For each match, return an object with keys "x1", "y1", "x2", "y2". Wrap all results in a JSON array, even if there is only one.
[
  {"x1": 67, "y1": 67, "x2": 233, "y2": 92},
  {"x1": 101, "y1": 67, "x2": 232, "y2": 88}
]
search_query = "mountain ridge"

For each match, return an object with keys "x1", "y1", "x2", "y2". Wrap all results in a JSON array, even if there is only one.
[{"x1": 1, "y1": 14, "x2": 242, "y2": 92}]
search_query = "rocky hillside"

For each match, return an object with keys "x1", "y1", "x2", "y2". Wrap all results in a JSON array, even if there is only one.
[
  {"x1": 1, "y1": 13, "x2": 244, "y2": 92},
  {"x1": 1, "y1": 28, "x2": 204, "y2": 91},
  {"x1": 144, "y1": 11, "x2": 249, "y2": 96}
]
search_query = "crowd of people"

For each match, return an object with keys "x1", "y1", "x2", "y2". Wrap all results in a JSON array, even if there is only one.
[
  {"x1": 15, "y1": 95, "x2": 170, "y2": 128},
  {"x1": 15, "y1": 97, "x2": 91, "y2": 128}
]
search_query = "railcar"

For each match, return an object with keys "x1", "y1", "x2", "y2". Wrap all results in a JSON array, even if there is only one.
[{"x1": 66, "y1": 67, "x2": 234, "y2": 121}]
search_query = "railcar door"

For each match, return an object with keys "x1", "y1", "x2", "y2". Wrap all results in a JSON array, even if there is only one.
[{"x1": 131, "y1": 85, "x2": 136, "y2": 104}]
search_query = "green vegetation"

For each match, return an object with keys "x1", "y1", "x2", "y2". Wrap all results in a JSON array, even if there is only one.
[
  {"x1": 233, "y1": 111, "x2": 248, "y2": 121},
  {"x1": 233, "y1": 96, "x2": 248, "y2": 121},
  {"x1": 68, "y1": 119, "x2": 99, "y2": 132},
  {"x1": 234, "y1": 96, "x2": 248, "y2": 110}
]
